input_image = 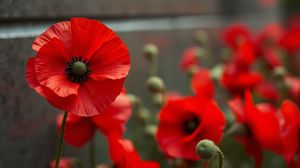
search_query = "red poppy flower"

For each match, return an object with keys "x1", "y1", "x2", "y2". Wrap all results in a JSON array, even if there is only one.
[
  {"x1": 180, "y1": 47, "x2": 200, "y2": 71},
  {"x1": 108, "y1": 133, "x2": 160, "y2": 168},
  {"x1": 279, "y1": 100, "x2": 300, "y2": 167},
  {"x1": 221, "y1": 63, "x2": 262, "y2": 96},
  {"x1": 279, "y1": 27, "x2": 300, "y2": 55},
  {"x1": 228, "y1": 91, "x2": 288, "y2": 167},
  {"x1": 222, "y1": 23, "x2": 251, "y2": 50},
  {"x1": 254, "y1": 81, "x2": 279, "y2": 102},
  {"x1": 255, "y1": 23, "x2": 283, "y2": 68},
  {"x1": 57, "y1": 92, "x2": 132, "y2": 147},
  {"x1": 26, "y1": 17, "x2": 130, "y2": 116},
  {"x1": 156, "y1": 96, "x2": 226, "y2": 160},
  {"x1": 257, "y1": 23, "x2": 283, "y2": 44},
  {"x1": 190, "y1": 68, "x2": 214, "y2": 99}
]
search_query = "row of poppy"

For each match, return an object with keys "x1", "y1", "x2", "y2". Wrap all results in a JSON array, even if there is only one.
[
  {"x1": 178, "y1": 15, "x2": 300, "y2": 168},
  {"x1": 25, "y1": 16, "x2": 300, "y2": 167}
]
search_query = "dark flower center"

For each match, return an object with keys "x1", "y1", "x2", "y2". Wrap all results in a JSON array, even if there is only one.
[
  {"x1": 65, "y1": 57, "x2": 91, "y2": 83},
  {"x1": 183, "y1": 116, "x2": 200, "y2": 135}
]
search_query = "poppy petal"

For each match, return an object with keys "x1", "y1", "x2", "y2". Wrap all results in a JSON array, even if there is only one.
[
  {"x1": 26, "y1": 57, "x2": 77, "y2": 110},
  {"x1": 57, "y1": 113, "x2": 95, "y2": 147},
  {"x1": 26, "y1": 57, "x2": 45, "y2": 96},
  {"x1": 89, "y1": 37, "x2": 130, "y2": 81},
  {"x1": 71, "y1": 17, "x2": 116, "y2": 60},
  {"x1": 70, "y1": 78, "x2": 124, "y2": 116},
  {"x1": 227, "y1": 97, "x2": 246, "y2": 123},
  {"x1": 35, "y1": 38, "x2": 79, "y2": 97},
  {"x1": 108, "y1": 134, "x2": 160, "y2": 168},
  {"x1": 280, "y1": 100, "x2": 299, "y2": 162},
  {"x1": 32, "y1": 21, "x2": 72, "y2": 52},
  {"x1": 91, "y1": 93, "x2": 132, "y2": 135},
  {"x1": 191, "y1": 68, "x2": 214, "y2": 99},
  {"x1": 244, "y1": 91, "x2": 283, "y2": 154}
]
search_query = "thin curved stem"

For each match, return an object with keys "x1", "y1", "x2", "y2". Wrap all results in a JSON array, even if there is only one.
[
  {"x1": 55, "y1": 111, "x2": 68, "y2": 168},
  {"x1": 216, "y1": 148, "x2": 224, "y2": 168}
]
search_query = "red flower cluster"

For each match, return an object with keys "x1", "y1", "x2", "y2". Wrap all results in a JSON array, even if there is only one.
[
  {"x1": 220, "y1": 23, "x2": 263, "y2": 96},
  {"x1": 176, "y1": 19, "x2": 300, "y2": 167},
  {"x1": 228, "y1": 91, "x2": 299, "y2": 167},
  {"x1": 56, "y1": 90, "x2": 160, "y2": 167},
  {"x1": 26, "y1": 17, "x2": 130, "y2": 116},
  {"x1": 25, "y1": 15, "x2": 300, "y2": 168}
]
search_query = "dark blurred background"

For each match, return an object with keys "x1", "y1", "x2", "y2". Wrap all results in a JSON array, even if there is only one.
[{"x1": 0, "y1": 0, "x2": 298, "y2": 167}]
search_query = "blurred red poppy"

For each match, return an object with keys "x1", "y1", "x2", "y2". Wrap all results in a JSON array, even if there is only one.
[
  {"x1": 254, "y1": 81, "x2": 279, "y2": 102},
  {"x1": 228, "y1": 91, "x2": 296, "y2": 167},
  {"x1": 255, "y1": 23, "x2": 283, "y2": 68},
  {"x1": 279, "y1": 100, "x2": 300, "y2": 168},
  {"x1": 180, "y1": 47, "x2": 200, "y2": 72},
  {"x1": 221, "y1": 63, "x2": 262, "y2": 96},
  {"x1": 156, "y1": 96, "x2": 225, "y2": 160},
  {"x1": 222, "y1": 23, "x2": 251, "y2": 50},
  {"x1": 108, "y1": 133, "x2": 160, "y2": 168},
  {"x1": 233, "y1": 40, "x2": 257, "y2": 68},
  {"x1": 190, "y1": 68, "x2": 214, "y2": 99},
  {"x1": 26, "y1": 17, "x2": 130, "y2": 116},
  {"x1": 279, "y1": 27, "x2": 300, "y2": 55},
  {"x1": 57, "y1": 92, "x2": 132, "y2": 147}
]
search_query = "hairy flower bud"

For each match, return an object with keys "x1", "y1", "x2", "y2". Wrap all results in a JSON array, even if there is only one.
[
  {"x1": 143, "y1": 44, "x2": 159, "y2": 60},
  {"x1": 146, "y1": 76, "x2": 165, "y2": 93},
  {"x1": 196, "y1": 139, "x2": 218, "y2": 160}
]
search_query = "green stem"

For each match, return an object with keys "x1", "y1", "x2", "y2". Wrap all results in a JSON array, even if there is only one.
[
  {"x1": 134, "y1": 106, "x2": 142, "y2": 151},
  {"x1": 216, "y1": 148, "x2": 224, "y2": 168},
  {"x1": 149, "y1": 58, "x2": 157, "y2": 77},
  {"x1": 55, "y1": 111, "x2": 68, "y2": 168},
  {"x1": 89, "y1": 136, "x2": 96, "y2": 168}
]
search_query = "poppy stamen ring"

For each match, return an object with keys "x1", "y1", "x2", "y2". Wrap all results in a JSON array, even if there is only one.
[{"x1": 65, "y1": 56, "x2": 91, "y2": 83}]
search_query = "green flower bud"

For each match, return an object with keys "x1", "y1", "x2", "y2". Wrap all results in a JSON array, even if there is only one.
[
  {"x1": 196, "y1": 139, "x2": 218, "y2": 160},
  {"x1": 127, "y1": 94, "x2": 140, "y2": 105},
  {"x1": 143, "y1": 44, "x2": 159, "y2": 60},
  {"x1": 210, "y1": 64, "x2": 224, "y2": 81},
  {"x1": 146, "y1": 76, "x2": 165, "y2": 93}
]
